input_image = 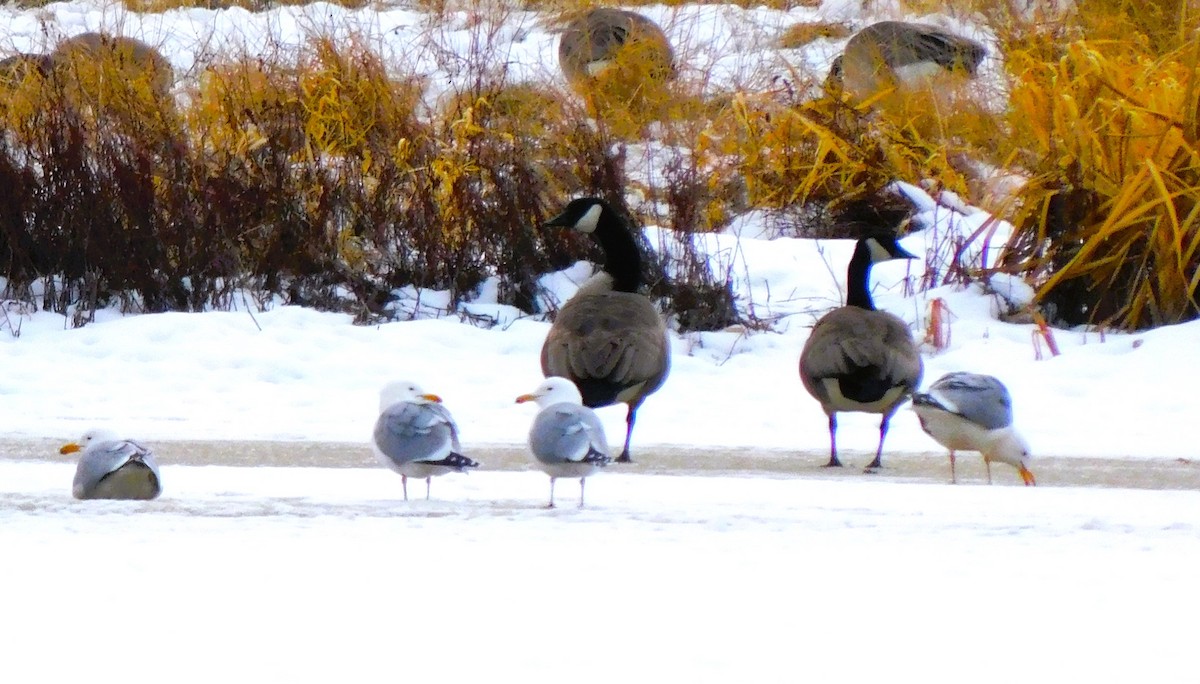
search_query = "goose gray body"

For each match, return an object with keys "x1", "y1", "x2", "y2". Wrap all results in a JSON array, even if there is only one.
[
  {"x1": 517, "y1": 377, "x2": 612, "y2": 508},
  {"x1": 801, "y1": 307, "x2": 922, "y2": 414},
  {"x1": 799, "y1": 236, "x2": 923, "y2": 470},
  {"x1": 372, "y1": 380, "x2": 479, "y2": 500},
  {"x1": 541, "y1": 289, "x2": 669, "y2": 409},
  {"x1": 61, "y1": 429, "x2": 162, "y2": 501},
  {"x1": 558, "y1": 8, "x2": 674, "y2": 84},
  {"x1": 541, "y1": 197, "x2": 670, "y2": 463},
  {"x1": 912, "y1": 372, "x2": 1035, "y2": 485},
  {"x1": 827, "y1": 21, "x2": 986, "y2": 102},
  {"x1": 51, "y1": 32, "x2": 175, "y2": 100}
]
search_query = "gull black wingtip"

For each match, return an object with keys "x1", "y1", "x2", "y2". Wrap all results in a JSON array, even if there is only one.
[{"x1": 910, "y1": 393, "x2": 943, "y2": 410}]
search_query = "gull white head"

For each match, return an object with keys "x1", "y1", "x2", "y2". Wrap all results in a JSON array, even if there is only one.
[
  {"x1": 379, "y1": 380, "x2": 442, "y2": 411},
  {"x1": 59, "y1": 428, "x2": 121, "y2": 455},
  {"x1": 985, "y1": 429, "x2": 1036, "y2": 486},
  {"x1": 515, "y1": 377, "x2": 584, "y2": 409}
]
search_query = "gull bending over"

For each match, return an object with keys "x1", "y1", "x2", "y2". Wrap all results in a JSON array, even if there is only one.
[{"x1": 912, "y1": 372, "x2": 1035, "y2": 486}]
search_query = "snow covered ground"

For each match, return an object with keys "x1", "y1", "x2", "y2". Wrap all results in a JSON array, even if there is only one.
[
  {"x1": 1, "y1": 2, "x2": 1198, "y2": 682},
  {"x1": 4, "y1": 460, "x2": 1200, "y2": 683}
]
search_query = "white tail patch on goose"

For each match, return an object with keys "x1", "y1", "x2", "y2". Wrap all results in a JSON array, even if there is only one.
[{"x1": 822, "y1": 379, "x2": 908, "y2": 413}]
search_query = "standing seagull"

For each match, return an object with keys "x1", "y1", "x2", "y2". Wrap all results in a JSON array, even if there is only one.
[
  {"x1": 912, "y1": 372, "x2": 1036, "y2": 486},
  {"x1": 60, "y1": 429, "x2": 162, "y2": 500},
  {"x1": 541, "y1": 197, "x2": 671, "y2": 463},
  {"x1": 799, "y1": 236, "x2": 924, "y2": 471},
  {"x1": 372, "y1": 380, "x2": 479, "y2": 501},
  {"x1": 826, "y1": 21, "x2": 986, "y2": 103},
  {"x1": 516, "y1": 377, "x2": 612, "y2": 508}
]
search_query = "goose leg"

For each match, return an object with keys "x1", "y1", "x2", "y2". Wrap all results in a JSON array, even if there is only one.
[
  {"x1": 823, "y1": 414, "x2": 842, "y2": 467},
  {"x1": 425, "y1": 477, "x2": 432, "y2": 500},
  {"x1": 949, "y1": 451, "x2": 957, "y2": 484},
  {"x1": 547, "y1": 476, "x2": 557, "y2": 509},
  {"x1": 402, "y1": 475, "x2": 409, "y2": 501},
  {"x1": 985, "y1": 459, "x2": 993, "y2": 485},
  {"x1": 579, "y1": 477, "x2": 586, "y2": 508},
  {"x1": 864, "y1": 414, "x2": 891, "y2": 471},
  {"x1": 616, "y1": 404, "x2": 637, "y2": 463}
]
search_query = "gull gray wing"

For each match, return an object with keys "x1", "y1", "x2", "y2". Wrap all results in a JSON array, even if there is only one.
[
  {"x1": 929, "y1": 372, "x2": 1013, "y2": 430},
  {"x1": 529, "y1": 404, "x2": 611, "y2": 466},
  {"x1": 73, "y1": 439, "x2": 159, "y2": 499},
  {"x1": 427, "y1": 402, "x2": 464, "y2": 453},
  {"x1": 373, "y1": 402, "x2": 456, "y2": 467}
]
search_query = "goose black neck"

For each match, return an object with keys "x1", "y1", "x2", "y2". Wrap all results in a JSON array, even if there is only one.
[
  {"x1": 845, "y1": 243, "x2": 876, "y2": 310},
  {"x1": 594, "y1": 213, "x2": 643, "y2": 293}
]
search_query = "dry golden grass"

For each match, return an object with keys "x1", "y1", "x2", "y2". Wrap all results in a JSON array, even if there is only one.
[
  {"x1": 1004, "y1": 35, "x2": 1200, "y2": 329},
  {"x1": 693, "y1": 83, "x2": 986, "y2": 222},
  {"x1": 297, "y1": 37, "x2": 425, "y2": 159},
  {"x1": 777, "y1": 21, "x2": 852, "y2": 50},
  {"x1": 52, "y1": 34, "x2": 178, "y2": 135},
  {"x1": 1071, "y1": 0, "x2": 1199, "y2": 54},
  {"x1": 1, "y1": 2, "x2": 1198, "y2": 330},
  {"x1": 553, "y1": 8, "x2": 677, "y2": 139},
  {"x1": 191, "y1": 59, "x2": 307, "y2": 157},
  {"x1": 0, "y1": 34, "x2": 178, "y2": 144},
  {"x1": 526, "y1": 0, "x2": 816, "y2": 10},
  {"x1": 125, "y1": 0, "x2": 368, "y2": 11},
  {"x1": 0, "y1": 57, "x2": 53, "y2": 135},
  {"x1": 191, "y1": 37, "x2": 426, "y2": 162}
]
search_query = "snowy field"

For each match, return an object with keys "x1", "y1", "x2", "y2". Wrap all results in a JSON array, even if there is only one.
[
  {"x1": 1, "y1": 1, "x2": 1199, "y2": 682},
  {"x1": 4, "y1": 459, "x2": 1200, "y2": 683}
]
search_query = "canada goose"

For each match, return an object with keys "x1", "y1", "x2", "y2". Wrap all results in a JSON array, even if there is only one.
[
  {"x1": 516, "y1": 377, "x2": 612, "y2": 508},
  {"x1": 558, "y1": 8, "x2": 675, "y2": 87},
  {"x1": 799, "y1": 236, "x2": 924, "y2": 470},
  {"x1": 541, "y1": 197, "x2": 671, "y2": 463},
  {"x1": 59, "y1": 429, "x2": 162, "y2": 500},
  {"x1": 372, "y1": 380, "x2": 480, "y2": 500},
  {"x1": 826, "y1": 21, "x2": 986, "y2": 103},
  {"x1": 912, "y1": 372, "x2": 1035, "y2": 486},
  {"x1": 50, "y1": 32, "x2": 175, "y2": 102}
]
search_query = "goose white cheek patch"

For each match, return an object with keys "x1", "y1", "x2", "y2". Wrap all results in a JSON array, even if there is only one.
[
  {"x1": 866, "y1": 237, "x2": 893, "y2": 262},
  {"x1": 575, "y1": 204, "x2": 603, "y2": 233}
]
